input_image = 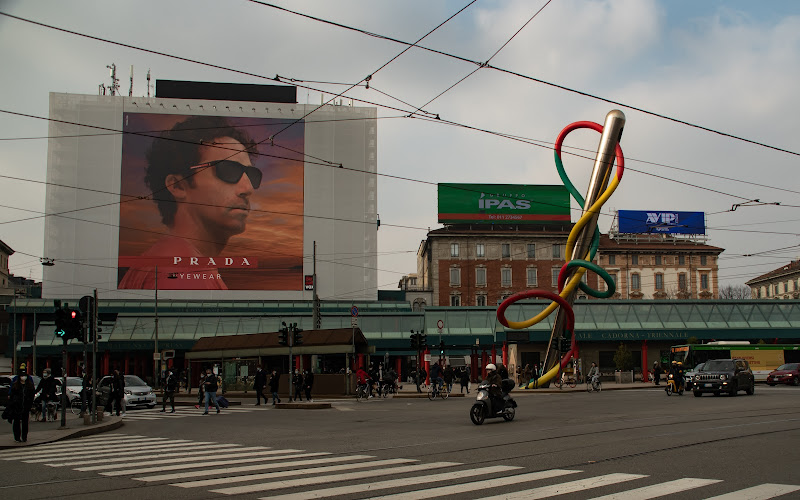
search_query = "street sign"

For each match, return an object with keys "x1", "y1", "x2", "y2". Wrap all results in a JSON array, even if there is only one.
[
  {"x1": 351, "y1": 317, "x2": 359, "y2": 327},
  {"x1": 153, "y1": 352, "x2": 162, "y2": 361},
  {"x1": 304, "y1": 275, "x2": 314, "y2": 290},
  {"x1": 437, "y1": 320, "x2": 444, "y2": 329},
  {"x1": 350, "y1": 306, "x2": 359, "y2": 317}
]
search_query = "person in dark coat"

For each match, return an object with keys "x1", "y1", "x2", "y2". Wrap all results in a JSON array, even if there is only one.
[
  {"x1": 36, "y1": 368, "x2": 58, "y2": 422},
  {"x1": 253, "y1": 366, "x2": 267, "y2": 406},
  {"x1": 161, "y1": 368, "x2": 178, "y2": 413},
  {"x1": 303, "y1": 370, "x2": 314, "y2": 402},
  {"x1": 268, "y1": 369, "x2": 281, "y2": 405},
  {"x1": 460, "y1": 366, "x2": 470, "y2": 394},
  {"x1": 105, "y1": 369, "x2": 125, "y2": 416},
  {"x1": 443, "y1": 365, "x2": 455, "y2": 394},
  {"x1": 7, "y1": 366, "x2": 35, "y2": 442},
  {"x1": 415, "y1": 368, "x2": 427, "y2": 393},
  {"x1": 292, "y1": 369, "x2": 304, "y2": 402}
]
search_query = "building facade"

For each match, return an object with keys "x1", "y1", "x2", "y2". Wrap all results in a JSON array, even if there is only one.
[
  {"x1": 746, "y1": 260, "x2": 800, "y2": 299},
  {"x1": 597, "y1": 234, "x2": 723, "y2": 299}
]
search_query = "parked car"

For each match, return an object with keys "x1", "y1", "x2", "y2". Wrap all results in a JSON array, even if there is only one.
[
  {"x1": 98, "y1": 375, "x2": 156, "y2": 409},
  {"x1": 684, "y1": 362, "x2": 705, "y2": 391},
  {"x1": 692, "y1": 358, "x2": 755, "y2": 397},
  {"x1": 766, "y1": 363, "x2": 800, "y2": 386}
]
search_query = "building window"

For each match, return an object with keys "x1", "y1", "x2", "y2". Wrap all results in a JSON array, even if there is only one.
[
  {"x1": 501, "y1": 268, "x2": 512, "y2": 287},
  {"x1": 678, "y1": 273, "x2": 687, "y2": 291},
  {"x1": 608, "y1": 255, "x2": 616, "y2": 265},
  {"x1": 700, "y1": 273, "x2": 709, "y2": 290},
  {"x1": 655, "y1": 273, "x2": 664, "y2": 290},
  {"x1": 501, "y1": 243, "x2": 510, "y2": 258},
  {"x1": 450, "y1": 294, "x2": 461, "y2": 306},
  {"x1": 551, "y1": 267, "x2": 560, "y2": 287},
  {"x1": 631, "y1": 273, "x2": 641, "y2": 290},
  {"x1": 607, "y1": 272, "x2": 617, "y2": 291},
  {"x1": 700, "y1": 255, "x2": 707, "y2": 266},
  {"x1": 631, "y1": 254, "x2": 639, "y2": 265},
  {"x1": 476, "y1": 243, "x2": 485, "y2": 258},
  {"x1": 527, "y1": 267, "x2": 538, "y2": 286},
  {"x1": 450, "y1": 267, "x2": 461, "y2": 286},
  {"x1": 679, "y1": 255, "x2": 685, "y2": 265},
  {"x1": 552, "y1": 244, "x2": 562, "y2": 259},
  {"x1": 450, "y1": 243, "x2": 459, "y2": 257},
  {"x1": 476, "y1": 267, "x2": 486, "y2": 286},
  {"x1": 756, "y1": 288, "x2": 761, "y2": 298},
  {"x1": 527, "y1": 244, "x2": 536, "y2": 259},
  {"x1": 655, "y1": 255, "x2": 662, "y2": 266},
  {"x1": 476, "y1": 295, "x2": 487, "y2": 306}
]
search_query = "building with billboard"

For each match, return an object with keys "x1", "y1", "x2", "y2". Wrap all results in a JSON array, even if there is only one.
[
  {"x1": 42, "y1": 83, "x2": 378, "y2": 301},
  {"x1": 746, "y1": 260, "x2": 800, "y2": 299}
]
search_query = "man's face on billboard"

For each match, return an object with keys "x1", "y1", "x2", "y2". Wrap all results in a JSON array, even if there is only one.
[{"x1": 167, "y1": 137, "x2": 257, "y2": 239}]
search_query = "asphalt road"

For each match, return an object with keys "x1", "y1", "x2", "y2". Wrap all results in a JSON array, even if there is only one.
[{"x1": 2, "y1": 385, "x2": 799, "y2": 499}]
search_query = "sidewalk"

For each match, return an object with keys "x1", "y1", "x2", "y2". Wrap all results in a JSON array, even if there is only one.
[{"x1": 0, "y1": 413, "x2": 123, "y2": 450}]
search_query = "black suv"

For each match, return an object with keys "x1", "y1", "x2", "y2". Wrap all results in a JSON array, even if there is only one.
[{"x1": 692, "y1": 358, "x2": 755, "y2": 397}]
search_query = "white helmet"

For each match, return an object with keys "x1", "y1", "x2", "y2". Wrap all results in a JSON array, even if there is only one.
[{"x1": 486, "y1": 363, "x2": 497, "y2": 371}]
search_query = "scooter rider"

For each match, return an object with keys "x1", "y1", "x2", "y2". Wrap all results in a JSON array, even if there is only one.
[
  {"x1": 485, "y1": 363, "x2": 503, "y2": 412},
  {"x1": 675, "y1": 361, "x2": 685, "y2": 391}
]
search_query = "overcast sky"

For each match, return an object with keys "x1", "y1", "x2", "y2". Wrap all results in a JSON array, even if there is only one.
[{"x1": 1, "y1": 0, "x2": 798, "y2": 298}]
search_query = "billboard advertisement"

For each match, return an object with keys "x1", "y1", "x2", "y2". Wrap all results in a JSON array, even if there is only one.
[
  {"x1": 438, "y1": 184, "x2": 570, "y2": 225},
  {"x1": 117, "y1": 113, "x2": 304, "y2": 290},
  {"x1": 618, "y1": 210, "x2": 705, "y2": 235}
]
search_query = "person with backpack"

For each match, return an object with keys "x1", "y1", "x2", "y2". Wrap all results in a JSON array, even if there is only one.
[
  {"x1": 202, "y1": 367, "x2": 221, "y2": 415},
  {"x1": 160, "y1": 368, "x2": 178, "y2": 413},
  {"x1": 6, "y1": 364, "x2": 35, "y2": 442},
  {"x1": 268, "y1": 369, "x2": 281, "y2": 405},
  {"x1": 253, "y1": 365, "x2": 267, "y2": 406},
  {"x1": 292, "y1": 369, "x2": 304, "y2": 402},
  {"x1": 104, "y1": 369, "x2": 125, "y2": 417}
]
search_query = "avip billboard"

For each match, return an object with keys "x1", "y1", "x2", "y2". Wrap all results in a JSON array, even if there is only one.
[
  {"x1": 117, "y1": 113, "x2": 304, "y2": 290},
  {"x1": 438, "y1": 184, "x2": 570, "y2": 224},
  {"x1": 618, "y1": 210, "x2": 706, "y2": 235}
]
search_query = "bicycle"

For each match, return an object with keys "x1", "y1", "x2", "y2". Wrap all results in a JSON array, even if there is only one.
[
  {"x1": 555, "y1": 373, "x2": 577, "y2": 389},
  {"x1": 355, "y1": 382, "x2": 370, "y2": 402},
  {"x1": 586, "y1": 377, "x2": 602, "y2": 393},
  {"x1": 427, "y1": 379, "x2": 449, "y2": 400}
]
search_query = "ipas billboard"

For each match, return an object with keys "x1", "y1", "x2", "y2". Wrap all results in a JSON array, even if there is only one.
[
  {"x1": 618, "y1": 210, "x2": 705, "y2": 235},
  {"x1": 438, "y1": 184, "x2": 570, "y2": 225}
]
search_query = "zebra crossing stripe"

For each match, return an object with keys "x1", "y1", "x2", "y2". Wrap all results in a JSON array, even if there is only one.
[
  {"x1": 477, "y1": 473, "x2": 647, "y2": 500},
  {"x1": 7, "y1": 438, "x2": 181, "y2": 461},
  {"x1": 210, "y1": 461, "x2": 463, "y2": 496},
  {"x1": 263, "y1": 465, "x2": 524, "y2": 500},
  {"x1": 60, "y1": 444, "x2": 259, "y2": 467},
  {"x1": 173, "y1": 458, "x2": 413, "y2": 489},
  {"x1": 334, "y1": 468, "x2": 580, "y2": 500},
  {"x1": 1, "y1": 435, "x2": 158, "y2": 458},
  {"x1": 587, "y1": 478, "x2": 722, "y2": 499},
  {"x1": 100, "y1": 449, "x2": 307, "y2": 476},
  {"x1": 138, "y1": 453, "x2": 341, "y2": 483},
  {"x1": 77, "y1": 448, "x2": 278, "y2": 472},
  {"x1": 39, "y1": 440, "x2": 217, "y2": 461},
  {"x1": 703, "y1": 483, "x2": 800, "y2": 500}
]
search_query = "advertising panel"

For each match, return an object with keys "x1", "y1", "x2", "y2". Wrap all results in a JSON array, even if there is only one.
[
  {"x1": 117, "y1": 113, "x2": 304, "y2": 290},
  {"x1": 438, "y1": 184, "x2": 570, "y2": 224},
  {"x1": 731, "y1": 349, "x2": 786, "y2": 377},
  {"x1": 618, "y1": 210, "x2": 705, "y2": 235}
]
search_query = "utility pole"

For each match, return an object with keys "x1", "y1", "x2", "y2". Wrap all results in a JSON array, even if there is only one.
[
  {"x1": 154, "y1": 266, "x2": 159, "y2": 389},
  {"x1": 92, "y1": 289, "x2": 98, "y2": 424},
  {"x1": 312, "y1": 241, "x2": 320, "y2": 329}
]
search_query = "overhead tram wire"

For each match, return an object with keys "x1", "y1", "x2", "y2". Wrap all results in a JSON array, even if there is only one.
[{"x1": 244, "y1": 2, "x2": 800, "y2": 158}]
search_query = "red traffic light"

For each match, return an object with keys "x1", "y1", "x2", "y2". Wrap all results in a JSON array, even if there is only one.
[{"x1": 71, "y1": 310, "x2": 78, "y2": 319}]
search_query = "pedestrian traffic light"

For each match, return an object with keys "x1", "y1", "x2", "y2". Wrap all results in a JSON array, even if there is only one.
[
  {"x1": 292, "y1": 323, "x2": 303, "y2": 345},
  {"x1": 278, "y1": 322, "x2": 289, "y2": 346},
  {"x1": 439, "y1": 340, "x2": 445, "y2": 355}
]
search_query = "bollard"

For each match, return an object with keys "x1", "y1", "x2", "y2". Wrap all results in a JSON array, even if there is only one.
[
  {"x1": 83, "y1": 413, "x2": 91, "y2": 425},
  {"x1": 96, "y1": 409, "x2": 104, "y2": 422}
]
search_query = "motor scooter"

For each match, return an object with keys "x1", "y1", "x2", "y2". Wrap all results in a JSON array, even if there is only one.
[
  {"x1": 469, "y1": 379, "x2": 517, "y2": 425},
  {"x1": 665, "y1": 373, "x2": 684, "y2": 396}
]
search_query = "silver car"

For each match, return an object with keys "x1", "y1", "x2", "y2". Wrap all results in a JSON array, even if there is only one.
[{"x1": 99, "y1": 375, "x2": 157, "y2": 409}]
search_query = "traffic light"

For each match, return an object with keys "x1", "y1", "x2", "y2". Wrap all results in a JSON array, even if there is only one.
[
  {"x1": 278, "y1": 322, "x2": 289, "y2": 346},
  {"x1": 419, "y1": 333, "x2": 428, "y2": 348},
  {"x1": 54, "y1": 308, "x2": 68, "y2": 338},
  {"x1": 410, "y1": 331, "x2": 419, "y2": 350},
  {"x1": 439, "y1": 340, "x2": 445, "y2": 355},
  {"x1": 292, "y1": 323, "x2": 303, "y2": 345},
  {"x1": 69, "y1": 309, "x2": 84, "y2": 342}
]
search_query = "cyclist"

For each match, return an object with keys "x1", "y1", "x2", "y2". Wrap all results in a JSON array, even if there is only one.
[
  {"x1": 36, "y1": 368, "x2": 59, "y2": 421},
  {"x1": 429, "y1": 361, "x2": 444, "y2": 394},
  {"x1": 355, "y1": 366, "x2": 372, "y2": 398},
  {"x1": 587, "y1": 362, "x2": 600, "y2": 388}
]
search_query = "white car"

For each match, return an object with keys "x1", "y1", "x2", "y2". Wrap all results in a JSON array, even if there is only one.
[{"x1": 99, "y1": 375, "x2": 157, "y2": 409}]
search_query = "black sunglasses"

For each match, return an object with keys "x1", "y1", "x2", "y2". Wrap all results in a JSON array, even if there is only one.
[{"x1": 190, "y1": 160, "x2": 262, "y2": 189}]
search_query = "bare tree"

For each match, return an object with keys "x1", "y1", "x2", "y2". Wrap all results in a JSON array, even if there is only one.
[{"x1": 719, "y1": 284, "x2": 752, "y2": 299}]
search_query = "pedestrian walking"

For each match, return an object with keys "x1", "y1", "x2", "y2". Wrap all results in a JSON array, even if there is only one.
[
  {"x1": 253, "y1": 365, "x2": 267, "y2": 406},
  {"x1": 195, "y1": 372, "x2": 205, "y2": 408},
  {"x1": 415, "y1": 367, "x2": 427, "y2": 393},
  {"x1": 652, "y1": 361, "x2": 662, "y2": 386},
  {"x1": 104, "y1": 369, "x2": 125, "y2": 417},
  {"x1": 202, "y1": 368, "x2": 221, "y2": 414},
  {"x1": 4, "y1": 364, "x2": 35, "y2": 442},
  {"x1": 521, "y1": 364, "x2": 532, "y2": 387},
  {"x1": 80, "y1": 368, "x2": 91, "y2": 416},
  {"x1": 292, "y1": 369, "x2": 304, "y2": 402},
  {"x1": 443, "y1": 365, "x2": 455, "y2": 393},
  {"x1": 268, "y1": 369, "x2": 281, "y2": 405},
  {"x1": 160, "y1": 368, "x2": 177, "y2": 413},
  {"x1": 459, "y1": 367, "x2": 470, "y2": 394},
  {"x1": 303, "y1": 370, "x2": 314, "y2": 402}
]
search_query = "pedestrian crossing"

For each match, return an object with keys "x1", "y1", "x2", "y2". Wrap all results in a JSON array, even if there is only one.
[
  {"x1": 115, "y1": 404, "x2": 271, "y2": 421},
  {"x1": 3, "y1": 433, "x2": 799, "y2": 499}
]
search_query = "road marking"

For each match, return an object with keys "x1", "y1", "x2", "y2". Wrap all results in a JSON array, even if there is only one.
[
  {"x1": 7, "y1": 437, "x2": 181, "y2": 460},
  {"x1": 138, "y1": 453, "x2": 342, "y2": 483},
  {"x1": 100, "y1": 449, "x2": 306, "y2": 476},
  {"x1": 1, "y1": 435, "x2": 162, "y2": 458},
  {"x1": 173, "y1": 458, "x2": 411, "y2": 488},
  {"x1": 211, "y1": 461, "x2": 462, "y2": 496},
  {"x1": 587, "y1": 478, "x2": 722, "y2": 499},
  {"x1": 77, "y1": 449, "x2": 278, "y2": 471},
  {"x1": 43, "y1": 443, "x2": 244, "y2": 466},
  {"x1": 369, "y1": 469, "x2": 582, "y2": 500},
  {"x1": 477, "y1": 473, "x2": 647, "y2": 500},
  {"x1": 32, "y1": 440, "x2": 218, "y2": 462},
  {"x1": 266, "y1": 465, "x2": 526, "y2": 500},
  {"x1": 704, "y1": 483, "x2": 800, "y2": 500}
]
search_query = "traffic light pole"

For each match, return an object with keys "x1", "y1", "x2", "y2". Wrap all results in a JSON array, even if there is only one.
[
  {"x1": 61, "y1": 338, "x2": 67, "y2": 428},
  {"x1": 91, "y1": 289, "x2": 98, "y2": 424},
  {"x1": 288, "y1": 325, "x2": 293, "y2": 401}
]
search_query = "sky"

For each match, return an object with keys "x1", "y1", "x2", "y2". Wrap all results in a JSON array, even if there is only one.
[{"x1": 1, "y1": 0, "x2": 799, "y2": 299}]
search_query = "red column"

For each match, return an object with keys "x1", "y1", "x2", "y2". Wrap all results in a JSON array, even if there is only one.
[
  {"x1": 26, "y1": 357, "x2": 32, "y2": 374},
  {"x1": 471, "y1": 348, "x2": 478, "y2": 382},
  {"x1": 502, "y1": 341, "x2": 508, "y2": 367},
  {"x1": 481, "y1": 349, "x2": 488, "y2": 380},
  {"x1": 124, "y1": 357, "x2": 130, "y2": 375},
  {"x1": 21, "y1": 315, "x2": 27, "y2": 342},
  {"x1": 395, "y1": 358, "x2": 402, "y2": 382},
  {"x1": 424, "y1": 348, "x2": 430, "y2": 384},
  {"x1": 641, "y1": 339, "x2": 649, "y2": 383},
  {"x1": 103, "y1": 351, "x2": 110, "y2": 375},
  {"x1": 295, "y1": 355, "x2": 301, "y2": 371},
  {"x1": 357, "y1": 354, "x2": 365, "y2": 370},
  {"x1": 46, "y1": 358, "x2": 51, "y2": 369},
  {"x1": 491, "y1": 345, "x2": 497, "y2": 367}
]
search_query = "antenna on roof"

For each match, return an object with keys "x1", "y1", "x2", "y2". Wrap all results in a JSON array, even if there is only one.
[
  {"x1": 146, "y1": 69, "x2": 153, "y2": 98},
  {"x1": 106, "y1": 63, "x2": 120, "y2": 96},
  {"x1": 129, "y1": 65, "x2": 134, "y2": 97}
]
